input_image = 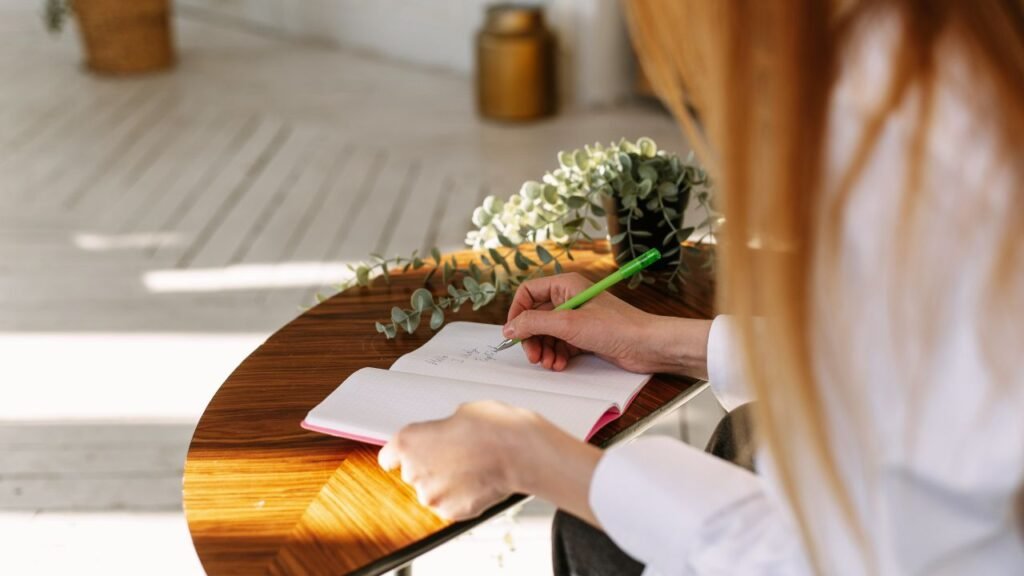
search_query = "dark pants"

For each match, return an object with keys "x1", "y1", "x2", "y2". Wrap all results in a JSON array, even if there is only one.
[{"x1": 551, "y1": 404, "x2": 756, "y2": 576}]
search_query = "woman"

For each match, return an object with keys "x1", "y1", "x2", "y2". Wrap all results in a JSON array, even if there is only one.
[{"x1": 378, "y1": 0, "x2": 1024, "y2": 573}]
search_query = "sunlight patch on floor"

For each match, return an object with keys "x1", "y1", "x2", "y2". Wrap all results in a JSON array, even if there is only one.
[
  {"x1": 142, "y1": 261, "x2": 359, "y2": 293},
  {"x1": 0, "y1": 512, "x2": 205, "y2": 576},
  {"x1": 0, "y1": 333, "x2": 264, "y2": 421},
  {"x1": 73, "y1": 232, "x2": 186, "y2": 251}
]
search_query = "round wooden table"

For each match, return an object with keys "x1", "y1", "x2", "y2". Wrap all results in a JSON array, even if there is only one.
[{"x1": 183, "y1": 245, "x2": 714, "y2": 575}]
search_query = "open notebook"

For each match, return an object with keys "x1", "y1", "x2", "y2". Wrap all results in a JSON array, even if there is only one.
[{"x1": 301, "y1": 322, "x2": 652, "y2": 444}]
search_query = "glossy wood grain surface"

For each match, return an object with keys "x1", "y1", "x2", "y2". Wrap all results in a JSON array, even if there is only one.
[{"x1": 183, "y1": 243, "x2": 714, "y2": 575}]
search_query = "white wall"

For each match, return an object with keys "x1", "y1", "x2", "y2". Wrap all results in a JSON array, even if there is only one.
[{"x1": 175, "y1": 0, "x2": 635, "y2": 108}]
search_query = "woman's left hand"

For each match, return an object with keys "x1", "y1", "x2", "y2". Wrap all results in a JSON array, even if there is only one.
[{"x1": 377, "y1": 401, "x2": 541, "y2": 521}]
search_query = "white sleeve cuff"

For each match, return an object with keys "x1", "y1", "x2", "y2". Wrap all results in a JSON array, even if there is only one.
[
  {"x1": 589, "y1": 435, "x2": 764, "y2": 574},
  {"x1": 707, "y1": 315, "x2": 754, "y2": 411}
]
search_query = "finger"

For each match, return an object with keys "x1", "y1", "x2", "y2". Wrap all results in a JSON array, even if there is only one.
[
  {"x1": 541, "y1": 336, "x2": 556, "y2": 370},
  {"x1": 506, "y1": 308, "x2": 579, "y2": 343},
  {"x1": 503, "y1": 302, "x2": 552, "y2": 340},
  {"x1": 553, "y1": 340, "x2": 570, "y2": 371},
  {"x1": 417, "y1": 485, "x2": 440, "y2": 509},
  {"x1": 378, "y1": 442, "x2": 400, "y2": 471},
  {"x1": 401, "y1": 463, "x2": 419, "y2": 485},
  {"x1": 523, "y1": 337, "x2": 542, "y2": 363},
  {"x1": 506, "y1": 274, "x2": 589, "y2": 324}
]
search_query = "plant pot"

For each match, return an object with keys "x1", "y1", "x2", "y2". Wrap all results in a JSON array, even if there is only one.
[
  {"x1": 604, "y1": 193, "x2": 688, "y2": 271},
  {"x1": 73, "y1": 0, "x2": 175, "y2": 75}
]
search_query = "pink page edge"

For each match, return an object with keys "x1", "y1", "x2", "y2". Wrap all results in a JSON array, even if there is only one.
[
  {"x1": 301, "y1": 419, "x2": 386, "y2": 446},
  {"x1": 302, "y1": 380, "x2": 649, "y2": 445}
]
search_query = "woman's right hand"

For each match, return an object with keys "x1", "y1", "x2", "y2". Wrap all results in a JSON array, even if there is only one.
[{"x1": 502, "y1": 273, "x2": 712, "y2": 379}]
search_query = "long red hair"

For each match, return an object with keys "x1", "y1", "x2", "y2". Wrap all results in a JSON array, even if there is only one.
[{"x1": 626, "y1": 0, "x2": 1024, "y2": 569}]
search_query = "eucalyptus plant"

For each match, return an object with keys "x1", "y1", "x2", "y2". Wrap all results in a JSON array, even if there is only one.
[{"x1": 318, "y1": 137, "x2": 717, "y2": 339}]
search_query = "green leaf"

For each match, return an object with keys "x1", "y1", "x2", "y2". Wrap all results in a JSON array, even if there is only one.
[
  {"x1": 573, "y1": 149, "x2": 589, "y2": 170},
  {"x1": 628, "y1": 274, "x2": 643, "y2": 289},
  {"x1": 676, "y1": 227, "x2": 695, "y2": 241},
  {"x1": 463, "y1": 276, "x2": 480, "y2": 294},
  {"x1": 563, "y1": 217, "x2": 585, "y2": 232},
  {"x1": 543, "y1": 184, "x2": 559, "y2": 204},
  {"x1": 637, "y1": 137, "x2": 657, "y2": 157},
  {"x1": 375, "y1": 321, "x2": 387, "y2": 333},
  {"x1": 558, "y1": 151, "x2": 576, "y2": 169},
  {"x1": 497, "y1": 234, "x2": 515, "y2": 248},
  {"x1": 431, "y1": 247, "x2": 442, "y2": 265},
  {"x1": 411, "y1": 288, "x2": 433, "y2": 312},
  {"x1": 413, "y1": 257, "x2": 424, "y2": 269},
  {"x1": 401, "y1": 310, "x2": 421, "y2": 333},
  {"x1": 430, "y1": 306, "x2": 445, "y2": 330},
  {"x1": 590, "y1": 202, "x2": 606, "y2": 217},
  {"x1": 470, "y1": 282, "x2": 497, "y2": 310},
  {"x1": 356, "y1": 265, "x2": 370, "y2": 286},
  {"x1": 536, "y1": 245, "x2": 554, "y2": 264},
  {"x1": 480, "y1": 254, "x2": 492, "y2": 266},
  {"x1": 488, "y1": 248, "x2": 506, "y2": 265},
  {"x1": 554, "y1": 260, "x2": 563, "y2": 274},
  {"x1": 638, "y1": 164, "x2": 658, "y2": 183},
  {"x1": 663, "y1": 228, "x2": 679, "y2": 247},
  {"x1": 391, "y1": 307, "x2": 407, "y2": 324},
  {"x1": 513, "y1": 250, "x2": 531, "y2": 271},
  {"x1": 566, "y1": 196, "x2": 587, "y2": 209},
  {"x1": 637, "y1": 179, "x2": 653, "y2": 198}
]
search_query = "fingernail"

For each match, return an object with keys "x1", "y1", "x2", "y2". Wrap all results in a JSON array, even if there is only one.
[
  {"x1": 378, "y1": 444, "x2": 397, "y2": 471},
  {"x1": 502, "y1": 323, "x2": 515, "y2": 338}
]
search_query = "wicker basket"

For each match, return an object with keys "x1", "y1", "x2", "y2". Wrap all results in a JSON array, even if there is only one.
[{"x1": 73, "y1": 0, "x2": 175, "y2": 74}]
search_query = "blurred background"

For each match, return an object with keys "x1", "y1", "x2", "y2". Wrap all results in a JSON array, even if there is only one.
[{"x1": 0, "y1": 0, "x2": 723, "y2": 573}]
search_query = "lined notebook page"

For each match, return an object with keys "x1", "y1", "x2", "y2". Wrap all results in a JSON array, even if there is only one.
[
  {"x1": 304, "y1": 367, "x2": 614, "y2": 442},
  {"x1": 391, "y1": 322, "x2": 651, "y2": 407}
]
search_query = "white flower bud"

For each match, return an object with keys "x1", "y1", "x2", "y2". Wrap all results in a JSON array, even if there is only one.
[
  {"x1": 472, "y1": 206, "x2": 492, "y2": 227},
  {"x1": 483, "y1": 195, "x2": 504, "y2": 214}
]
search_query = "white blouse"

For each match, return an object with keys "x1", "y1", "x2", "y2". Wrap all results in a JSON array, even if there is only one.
[{"x1": 588, "y1": 16, "x2": 1024, "y2": 576}]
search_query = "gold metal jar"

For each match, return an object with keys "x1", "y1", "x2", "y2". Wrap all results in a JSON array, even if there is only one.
[{"x1": 476, "y1": 4, "x2": 556, "y2": 121}]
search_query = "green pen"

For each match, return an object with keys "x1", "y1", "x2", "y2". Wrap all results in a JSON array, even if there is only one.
[{"x1": 494, "y1": 247, "x2": 662, "y2": 352}]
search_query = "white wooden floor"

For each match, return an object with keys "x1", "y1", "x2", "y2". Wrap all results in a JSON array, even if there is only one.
[{"x1": 0, "y1": 3, "x2": 723, "y2": 574}]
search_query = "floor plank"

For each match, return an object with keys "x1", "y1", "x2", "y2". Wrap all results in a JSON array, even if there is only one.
[
  {"x1": 188, "y1": 126, "x2": 318, "y2": 268},
  {"x1": 129, "y1": 112, "x2": 251, "y2": 238},
  {"x1": 159, "y1": 115, "x2": 286, "y2": 265}
]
